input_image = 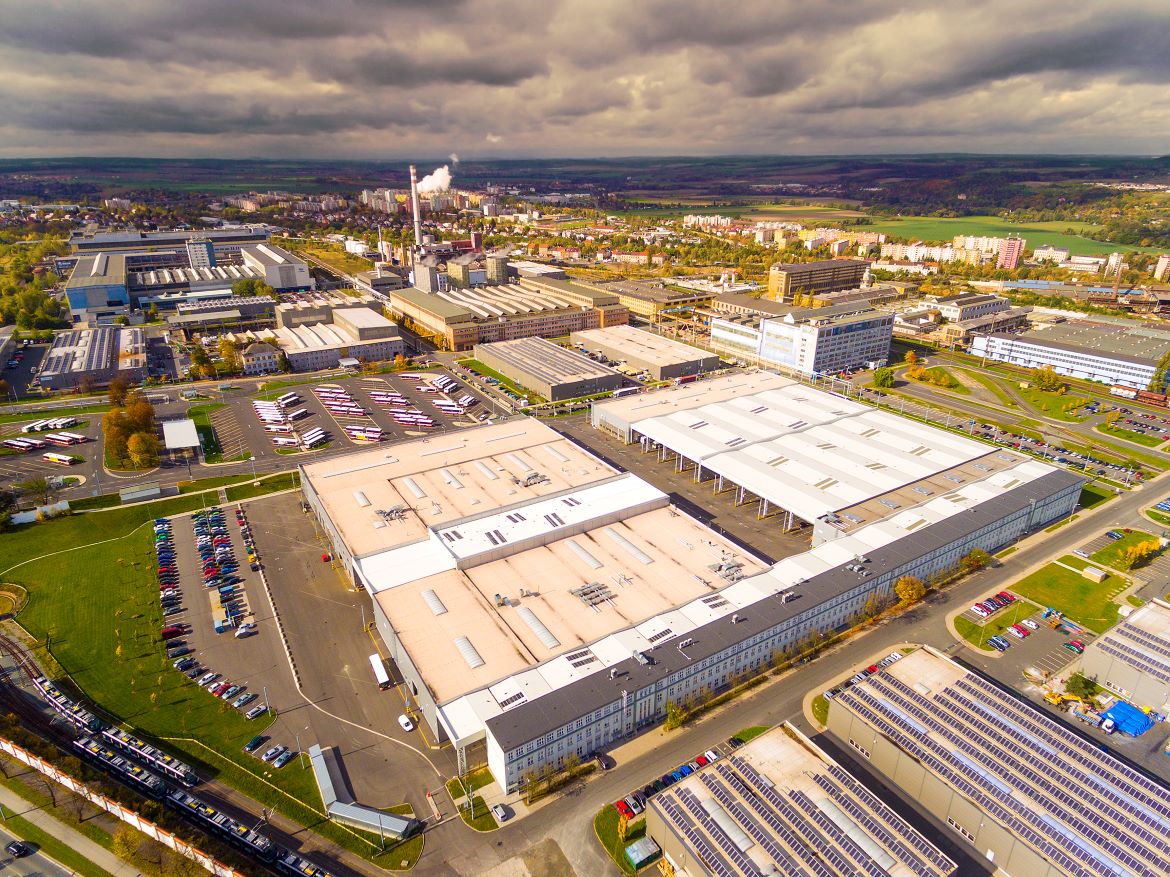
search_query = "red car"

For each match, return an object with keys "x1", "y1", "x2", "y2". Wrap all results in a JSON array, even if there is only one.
[
  {"x1": 614, "y1": 799, "x2": 633, "y2": 818},
  {"x1": 695, "y1": 755, "x2": 708, "y2": 767},
  {"x1": 160, "y1": 625, "x2": 182, "y2": 640}
]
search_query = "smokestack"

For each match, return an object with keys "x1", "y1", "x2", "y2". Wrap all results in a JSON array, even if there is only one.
[{"x1": 409, "y1": 164, "x2": 423, "y2": 251}]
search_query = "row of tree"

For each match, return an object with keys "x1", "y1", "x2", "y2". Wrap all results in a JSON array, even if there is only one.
[{"x1": 103, "y1": 379, "x2": 160, "y2": 470}]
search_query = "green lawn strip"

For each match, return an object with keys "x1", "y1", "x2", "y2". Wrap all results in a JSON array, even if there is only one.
[
  {"x1": 953, "y1": 369, "x2": 1018, "y2": 408},
  {"x1": 1090, "y1": 529, "x2": 1156, "y2": 570},
  {"x1": 444, "y1": 766, "x2": 493, "y2": 803},
  {"x1": 0, "y1": 805, "x2": 114, "y2": 877},
  {"x1": 906, "y1": 367, "x2": 969, "y2": 395},
  {"x1": 224, "y1": 472, "x2": 298, "y2": 502},
  {"x1": 1079, "y1": 483, "x2": 1114, "y2": 509},
  {"x1": 1146, "y1": 509, "x2": 1170, "y2": 528},
  {"x1": 811, "y1": 695, "x2": 829, "y2": 726},
  {"x1": 186, "y1": 403, "x2": 224, "y2": 460},
  {"x1": 996, "y1": 546, "x2": 1017, "y2": 559},
  {"x1": 1128, "y1": 595, "x2": 1146, "y2": 608},
  {"x1": 0, "y1": 404, "x2": 109, "y2": 425},
  {"x1": 176, "y1": 473, "x2": 259, "y2": 494},
  {"x1": 68, "y1": 493, "x2": 123, "y2": 511},
  {"x1": 1059, "y1": 554, "x2": 1094, "y2": 572},
  {"x1": 455, "y1": 359, "x2": 546, "y2": 403},
  {"x1": 734, "y1": 725, "x2": 769, "y2": 744},
  {"x1": 9, "y1": 524, "x2": 387, "y2": 862},
  {"x1": 954, "y1": 600, "x2": 1041, "y2": 651},
  {"x1": 1096, "y1": 423, "x2": 1167, "y2": 448},
  {"x1": 593, "y1": 806, "x2": 647, "y2": 876},
  {"x1": 457, "y1": 796, "x2": 497, "y2": 832},
  {"x1": 1009, "y1": 564, "x2": 1123, "y2": 633},
  {"x1": 1013, "y1": 386, "x2": 1088, "y2": 422}
]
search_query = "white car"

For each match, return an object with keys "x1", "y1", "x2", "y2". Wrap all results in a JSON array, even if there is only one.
[
  {"x1": 398, "y1": 714, "x2": 415, "y2": 732},
  {"x1": 1006, "y1": 626, "x2": 1026, "y2": 639},
  {"x1": 971, "y1": 604, "x2": 989, "y2": 618},
  {"x1": 1021, "y1": 619, "x2": 1039, "y2": 630}
]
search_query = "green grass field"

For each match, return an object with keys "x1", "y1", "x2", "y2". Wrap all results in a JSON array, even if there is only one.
[
  {"x1": 1079, "y1": 483, "x2": 1115, "y2": 509},
  {"x1": 593, "y1": 807, "x2": 647, "y2": 876},
  {"x1": 954, "y1": 600, "x2": 1041, "y2": 650},
  {"x1": 856, "y1": 214, "x2": 1159, "y2": 255},
  {"x1": 293, "y1": 243, "x2": 375, "y2": 277},
  {"x1": 734, "y1": 726, "x2": 769, "y2": 744},
  {"x1": 954, "y1": 369, "x2": 1018, "y2": 408},
  {"x1": 619, "y1": 202, "x2": 865, "y2": 222},
  {"x1": 1010, "y1": 563, "x2": 1123, "y2": 633},
  {"x1": 186, "y1": 403, "x2": 223, "y2": 460},
  {"x1": 1097, "y1": 423, "x2": 1167, "y2": 448},
  {"x1": 1013, "y1": 386, "x2": 1088, "y2": 421},
  {"x1": 0, "y1": 404, "x2": 109, "y2": 425},
  {"x1": 1146, "y1": 508, "x2": 1170, "y2": 528},
  {"x1": 1090, "y1": 529, "x2": 1157, "y2": 570}
]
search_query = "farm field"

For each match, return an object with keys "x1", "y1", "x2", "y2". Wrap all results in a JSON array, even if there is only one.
[
  {"x1": 620, "y1": 202, "x2": 866, "y2": 222},
  {"x1": 856, "y1": 215, "x2": 1158, "y2": 255}
]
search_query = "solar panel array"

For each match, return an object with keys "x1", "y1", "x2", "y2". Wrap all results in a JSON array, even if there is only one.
[
  {"x1": 652, "y1": 749, "x2": 954, "y2": 877},
  {"x1": 836, "y1": 668, "x2": 1170, "y2": 877}
]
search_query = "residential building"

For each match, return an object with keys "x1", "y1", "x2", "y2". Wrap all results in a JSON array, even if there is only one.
[
  {"x1": 996, "y1": 237, "x2": 1025, "y2": 270},
  {"x1": 1033, "y1": 245, "x2": 1070, "y2": 263},
  {"x1": 766, "y1": 260, "x2": 870, "y2": 301},
  {"x1": 1154, "y1": 254, "x2": 1170, "y2": 283}
]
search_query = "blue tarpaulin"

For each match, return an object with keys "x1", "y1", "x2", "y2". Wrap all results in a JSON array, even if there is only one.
[{"x1": 1103, "y1": 702, "x2": 1154, "y2": 736}]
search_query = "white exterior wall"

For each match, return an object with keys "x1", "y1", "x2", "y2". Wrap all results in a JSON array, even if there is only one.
[{"x1": 971, "y1": 334, "x2": 1156, "y2": 390}]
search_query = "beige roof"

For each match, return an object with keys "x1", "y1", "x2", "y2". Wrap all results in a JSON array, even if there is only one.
[
  {"x1": 378, "y1": 505, "x2": 766, "y2": 703},
  {"x1": 301, "y1": 418, "x2": 613, "y2": 559}
]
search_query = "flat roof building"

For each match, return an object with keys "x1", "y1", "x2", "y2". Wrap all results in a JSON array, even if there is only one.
[
  {"x1": 971, "y1": 320, "x2": 1170, "y2": 390},
  {"x1": 38, "y1": 326, "x2": 146, "y2": 391},
  {"x1": 69, "y1": 227, "x2": 270, "y2": 254},
  {"x1": 647, "y1": 722, "x2": 956, "y2": 877},
  {"x1": 580, "y1": 279, "x2": 713, "y2": 321},
  {"x1": 1080, "y1": 600, "x2": 1170, "y2": 711},
  {"x1": 569, "y1": 326, "x2": 721, "y2": 381},
  {"x1": 228, "y1": 307, "x2": 402, "y2": 373},
  {"x1": 827, "y1": 646, "x2": 1170, "y2": 877},
  {"x1": 767, "y1": 259, "x2": 870, "y2": 301},
  {"x1": 473, "y1": 337, "x2": 625, "y2": 401},
  {"x1": 302, "y1": 382, "x2": 1079, "y2": 795}
]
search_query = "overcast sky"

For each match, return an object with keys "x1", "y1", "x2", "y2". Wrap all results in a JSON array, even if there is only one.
[{"x1": 1, "y1": 0, "x2": 1167, "y2": 159}]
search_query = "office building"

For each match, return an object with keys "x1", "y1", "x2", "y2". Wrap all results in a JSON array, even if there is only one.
[
  {"x1": 710, "y1": 303, "x2": 893, "y2": 375},
  {"x1": 241, "y1": 341, "x2": 280, "y2": 376},
  {"x1": 229, "y1": 307, "x2": 402, "y2": 372},
  {"x1": 1033, "y1": 245, "x2": 1071, "y2": 264},
  {"x1": 473, "y1": 337, "x2": 625, "y2": 401},
  {"x1": 646, "y1": 722, "x2": 956, "y2": 877},
  {"x1": 1079, "y1": 600, "x2": 1170, "y2": 710},
  {"x1": 301, "y1": 378, "x2": 1079, "y2": 792},
  {"x1": 569, "y1": 326, "x2": 721, "y2": 381},
  {"x1": 828, "y1": 646, "x2": 1170, "y2": 877},
  {"x1": 931, "y1": 293, "x2": 1010, "y2": 322},
  {"x1": 387, "y1": 277, "x2": 628, "y2": 352},
  {"x1": 767, "y1": 260, "x2": 870, "y2": 301},
  {"x1": 971, "y1": 320, "x2": 1170, "y2": 390},
  {"x1": 38, "y1": 327, "x2": 147, "y2": 391},
  {"x1": 996, "y1": 237, "x2": 1025, "y2": 270}
]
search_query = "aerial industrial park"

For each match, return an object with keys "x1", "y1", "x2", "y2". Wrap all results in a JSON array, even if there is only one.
[{"x1": 2, "y1": 4, "x2": 1170, "y2": 877}]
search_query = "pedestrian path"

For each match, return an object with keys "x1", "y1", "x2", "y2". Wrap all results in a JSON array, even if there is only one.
[{"x1": 0, "y1": 782, "x2": 139, "y2": 876}]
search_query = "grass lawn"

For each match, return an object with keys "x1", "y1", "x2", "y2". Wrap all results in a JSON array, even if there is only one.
[
  {"x1": 1079, "y1": 483, "x2": 1115, "y2": 509},
  {"x1": 1010, "y1": 563, "x2": 1124, "y2": 633},
  {"x1": 811, "y1": 695, "x2": 829, "y2": 726},
  {"x1": 1014, "y1": 386, "x2": 1088, "y2": 421},
  {"x1": 1096, "y1": 423, "x2": 1167, "y2": 448},
  {"x1": 734, "y1": 725, "x2": 769, "y2": 744},
  {"x1": 1128, "y1": 595, "x2": 1146, "y2": 608},
  {"x1": 954, "y1": 600, "x2": 1041, "y2": 650},
  {"x1": 955, "y1": 369, "x2": 1018, "y2": 408},
  {"x1": 1090, "y1": 529, "x2": 1156, "y2": 570},
  {"x1": 593, "y1": 807, "x2": 648, "y2": 876},
  {"x1": 0, "y1": 404, "x2": 109, "y2": 425},
  {"x1": 445, "y1": 766, "x2": 494, "y2": 802},
  {"x1": 186, "y1": 403, "x2": 223, "y2": 460},
  {"x1": 855, "y1": 215, "x2": 1147, "y2": 256},
  {"x1": 0, "y1": 804, "x2": 113, "y2": 877},
  {"x1": 1146, "y1": 508, "x2": 1170, "y2": 528},
  {"x1": 0, "y1": 502, "x2": 388, "y2": 862},
  {"x1": 1059, "y1": 554, "x2": 1094, "y2": 572},
  {"x1": 456, "y1": 796, "x2": 497, "y2": 832},
  {"x1": 292, "y1": 243, "x2": 375, "y2": 276},
  {"x1": 907, "y1": 366, "x2": 969, "y2": 394},
  {"x1": 456, "y1": 359, "x2": 545, "y2": 403},
  {"x1": 224, "y1": 472, "x2": 298, "y2": 501}
]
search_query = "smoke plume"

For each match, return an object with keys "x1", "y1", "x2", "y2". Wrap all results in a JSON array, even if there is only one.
[
  {"x1": 417, "y1": 164, "x2": 453, "y2": 194},
  {"x1": 448, "y1": 152, "x2": 460, "y2": 166}
]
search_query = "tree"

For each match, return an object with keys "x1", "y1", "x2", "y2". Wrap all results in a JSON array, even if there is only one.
[
  {"x1": 393, "y1": 353, "x2": 407, "y2": 370},
  {"x1": 1031, "y1": 364, "x2": 1064, "y2": 393},
  {"x1": 1066, "y1": 673, "x2": 1100, "y2": 701},
  {"x1": 217, "y1": 338, "x2": 241, "y2": 374},
  {"x1": 0, "y1": 489, "x2": 17, "y2": 532},
  {"x1": 894, "y1": 575, "x2": 926, "y2": 606},
  {"x1": 0, "y1": 378, "x2": 9, "y2": 399},
  {"x1": 904, "y1": 350, "x2": 919, "y2": 366},
  {"x1": 872, "y1": 367, "x2": 894, "y2": 388},
  {"x1": 276, "y1": 351, "x2": 292, "y2": 373},
  {"x1": 17, "y1": 477, "x2": 52, "y2": 506},
  {"x1": 107, "y1": 376, "x2": 129, "y2": 407},
  {"x1": 1122, "y1": 538, "x2": 1161, "y2": 570},
  {"x1": 960, "y1": 548, "x2": 992, "y2": 573},
  {"x1": 127, "y1": 433, "x2": 161, "y2": 469}
]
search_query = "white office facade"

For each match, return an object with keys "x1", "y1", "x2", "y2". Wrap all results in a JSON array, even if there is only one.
[
  {"x1": 711, "y1": 311, "x2": 893, "y2": 375},
  {"x1": 971, "y1": 333, "x2": 1156, "y2": 390}
]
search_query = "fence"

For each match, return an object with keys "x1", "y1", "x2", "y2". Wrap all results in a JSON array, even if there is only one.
[{"x1": 0, "y1": 736, "x2": 247, "y2": 877}]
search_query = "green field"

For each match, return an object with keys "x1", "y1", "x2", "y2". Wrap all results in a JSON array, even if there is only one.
[
  {"x1": 593, "y1": 807, "x2": 648, "y2": 876},
  {"x1": 1009, "y1": 562, "x2": 1124, "y2": 633},
  {"x1": 857, "y1": 214, "x2": 1158, "y2": 255},
  {"x1": 1013, "y1": 386, "x2": 1088, "y2": 421},
  {"x1": 1097, "y1": 423, "x2": 1167, "y2": 448},
  {"x1": 1090, "y1": 529, "x2": 1157, "y2": 570},
  {"x1": 619, "y1": 202, "x2": 865, "y2": 222}
]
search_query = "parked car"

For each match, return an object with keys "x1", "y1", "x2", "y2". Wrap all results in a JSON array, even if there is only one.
[
  {"x1": 243, "y1": 735, "x2": 265, "y2": 753},
  {"x1": 273, "y1": 750, "x2": 295, "y2": 769},
  {"x1": 245, "y1": 704, "x2": 268, "y2": 720},
  {"x1": 398, "y1": 714, "x2": 415, "y2": 732},
  {"x1": 491, "y1": 803, "x2": 509, "y2": 821},
  {"x1": 1022, "y1": 619, "x2": 1039, "y2": 630},
  {"x1": 261, "y1": 745, "x2": 286, "y2": 763}
]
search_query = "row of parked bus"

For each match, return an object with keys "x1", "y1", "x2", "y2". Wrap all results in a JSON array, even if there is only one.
[
  {"x1": 20, "y1": 416, "x2": 78, "y2": 434},
  {"x1": 366, "y1": 389, "x2": 436, "y2": 429},
  {"x1": 313, "y1": 385, "x2": 366, "y2": 417},
  {"x1": 4, "y1": 431, "x2": 85, "y2": 450}
]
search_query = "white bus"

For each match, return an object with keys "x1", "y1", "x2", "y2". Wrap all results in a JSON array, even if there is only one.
[
  {"x1": 316, "y1": 384, "x2": 343, "y2": 391},
  {"x1": 20, "y1": 420, "x2": 50, "y2": 434},
  {"x1": 57, "y1": 431, "x2": 87, "y2": 444},
  {"x1": 50, "y1": 417, "x2": 78, "y2": 429},
  {"x1": 276, "y1": 393, "x2": 301, "y2": 408},
  {"x1": 2, "y1": 439, "x2": 32, "y2": 452},
  {"x1": 42, "y1": 434, "x2": 77, "y2": 447},
  {"x1": 271, "y1": 436, "x2": 300, "y2": 448},
  {"x1": 369, "y1": 654, "x2": 391, "y2": 689},
  {"x1": 301, "y1": 432, "x2": 327, "y2": 448},
  {"x1": 264, "y1": 424, "x2": 293, "y2": 434},
  {"x1": 20, "y1": 437, "x2": 47, "y2": 449},
  {"x1": 43, "y1": 452, "x2": 78, "y2": 465},
  {"x1": 286, "y1": 408, "x2": 310, "y2": 421},
  {"x1": 399, "y1": 373, "x2": 424, "y2": 381}
]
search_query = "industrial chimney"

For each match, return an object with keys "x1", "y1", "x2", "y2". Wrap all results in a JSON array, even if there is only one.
[{"x1": 409, "y1": 165, "x2": 423, "y2": 252}]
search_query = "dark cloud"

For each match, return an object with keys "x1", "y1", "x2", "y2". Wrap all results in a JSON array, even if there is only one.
[{"x1": 0, "y1": 0, "x2": 1165, "y2": 157}]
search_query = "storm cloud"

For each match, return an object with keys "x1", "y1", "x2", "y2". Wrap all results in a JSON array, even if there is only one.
[{"x1": 0, "y1": 0, "x2": 1166, "y2": 158}]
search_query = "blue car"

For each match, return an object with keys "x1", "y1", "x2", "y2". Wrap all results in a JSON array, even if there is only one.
[{"x1": 679, "y1": 764, "x2": 693, "y2": 777}]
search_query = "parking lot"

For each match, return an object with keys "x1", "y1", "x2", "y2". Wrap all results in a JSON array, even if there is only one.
[
  {"x1": 0, "y1": 410, "x2": 101, "y2": 487},
  {"x1": 179, "y1": 492, "x2": 458, "y2": 816}
]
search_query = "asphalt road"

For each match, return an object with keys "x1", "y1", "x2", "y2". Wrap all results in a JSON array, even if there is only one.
[{"x1": 0, "y1": 823, "x2": 79, "y2": 877}]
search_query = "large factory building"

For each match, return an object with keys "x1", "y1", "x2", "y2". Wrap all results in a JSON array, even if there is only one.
[{"x1": 300, "y1": 377, "x2": 1080, "y2": 793}]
